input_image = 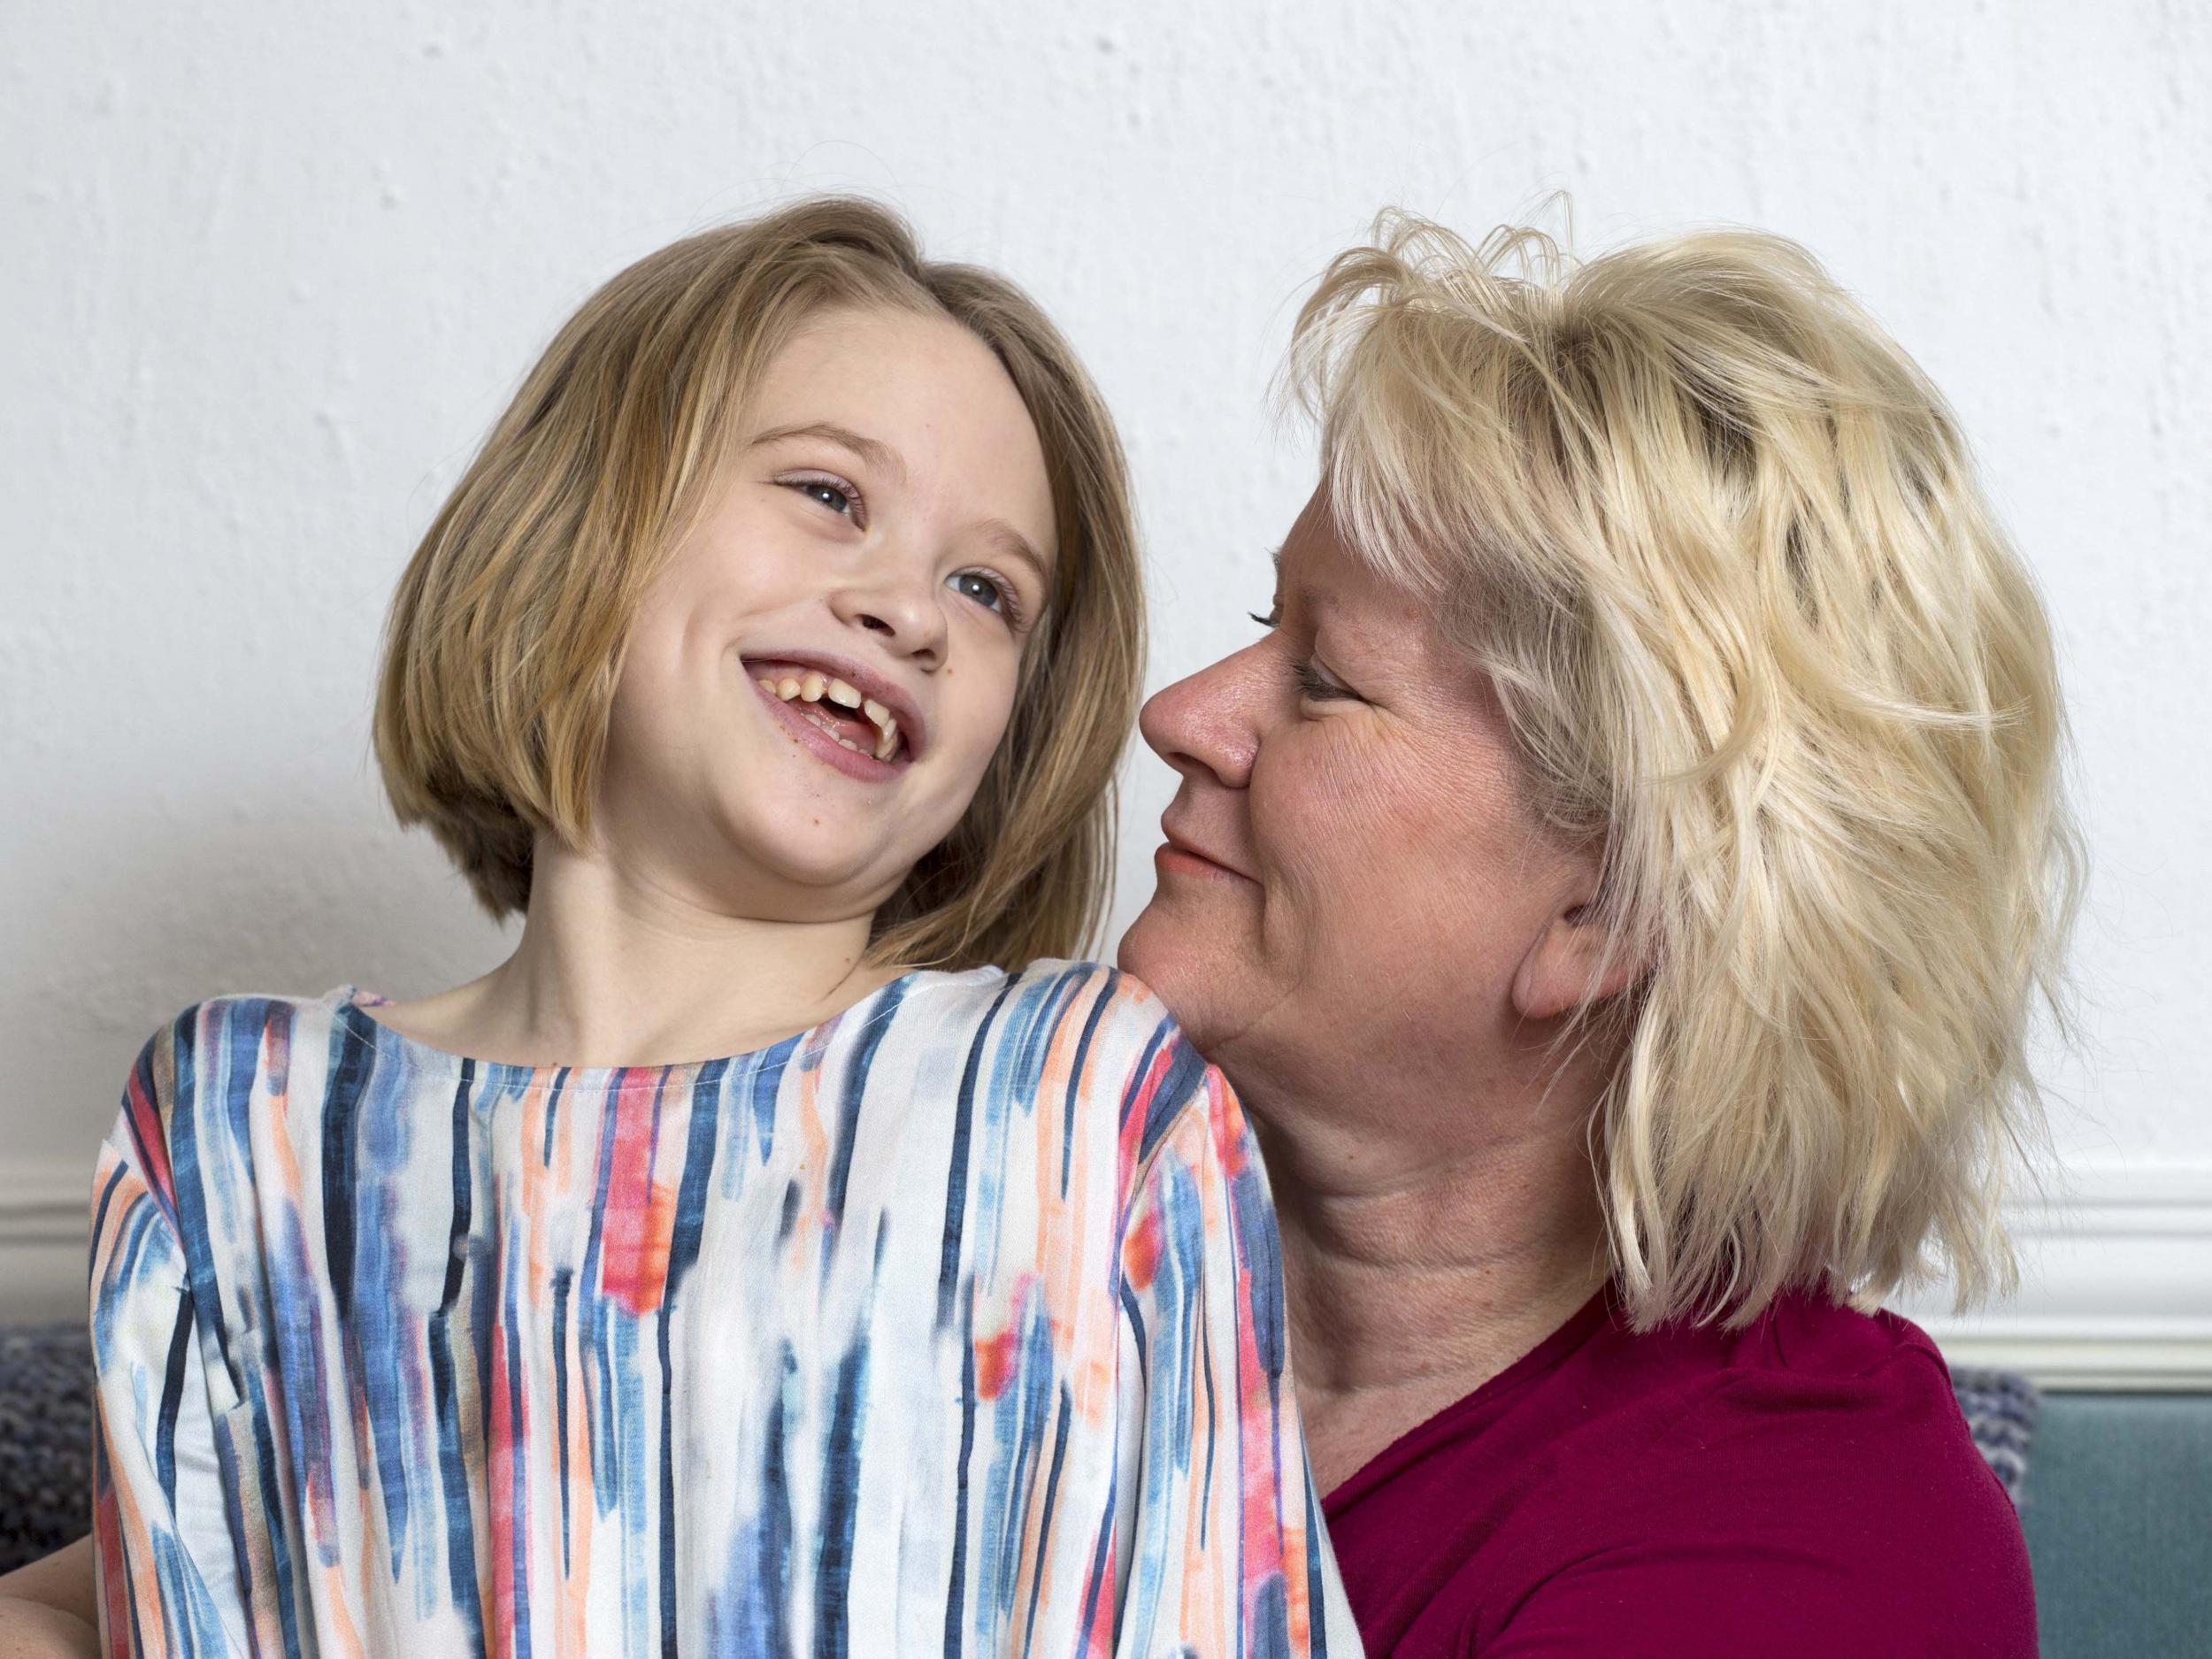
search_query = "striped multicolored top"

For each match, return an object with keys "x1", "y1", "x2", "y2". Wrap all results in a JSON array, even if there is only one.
[{"x1": 88, "y1": 962, "x2": 1358, "y2": 1658}]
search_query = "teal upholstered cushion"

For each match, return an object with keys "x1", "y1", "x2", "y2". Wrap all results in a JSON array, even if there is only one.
[{"x1": 2021, "y1": 1393, "x2": 2212, "y2": 1659}]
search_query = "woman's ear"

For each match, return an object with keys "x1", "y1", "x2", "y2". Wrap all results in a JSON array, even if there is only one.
[{"x1": 1510, "y1": 897, "x2": 1647, "y2": 1024}]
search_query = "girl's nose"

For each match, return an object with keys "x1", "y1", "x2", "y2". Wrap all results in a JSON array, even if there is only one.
[{"x1": 831, "y1": 562, "x2": 947, "y2": 668}]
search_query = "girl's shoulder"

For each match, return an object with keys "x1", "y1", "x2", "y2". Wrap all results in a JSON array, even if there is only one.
[
  {"x1": 925, "y1": 958, "x2": 1225, "y2": 1167},
  {"x1": 103, "y1": 990, "x2": 365, "y2": 1237},
  {"x1": 128, "y1": 995, "x2": 358, "y2": 1084},
  {"x1": 933, "y1": 956, "x2": 1201, "y2": 1069},
  {"x1": 118, "y1": 987, "x2": 367, "y2": 1133},
  {"x1": 133, "y1": 986, "x2": 364, "y2": 1071}
]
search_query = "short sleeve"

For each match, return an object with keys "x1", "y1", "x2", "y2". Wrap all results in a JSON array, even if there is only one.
[
  {"x1": 88, "y1": 1042, "x2": 252, "y2": 1659},
  {"x1": 1110, "y1": 1040, "x2": 1360, "y2": 1657}
]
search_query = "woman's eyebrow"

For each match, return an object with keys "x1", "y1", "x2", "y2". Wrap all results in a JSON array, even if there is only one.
[
  {"x1": 1269, "y1": 546, "x2": 1326, "y2": 613},
  {"x1": 748, "y1": 420, "x2": 906, "y2": 481}
]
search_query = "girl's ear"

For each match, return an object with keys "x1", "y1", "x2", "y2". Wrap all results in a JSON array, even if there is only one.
[{"x1": 1510, "y1": 898, "x2": 1647, "y2": 1024}]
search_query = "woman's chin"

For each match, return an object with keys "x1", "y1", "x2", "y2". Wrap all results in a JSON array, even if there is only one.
[{"x1": 1116, "y1": 902, "x2": 1237, "y2": 1045}]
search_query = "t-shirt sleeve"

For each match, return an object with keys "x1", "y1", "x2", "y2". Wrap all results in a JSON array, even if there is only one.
[
  {"x1": 1481, "y1": 1365, "x2": 2037, "y2": 1659},
  {"x1": 88, "y1": 1038, "x2": 253, "y2": 1659},
  {"x1": 1108, "y1": 1034, "x2": 1359, "y2": 1658}
]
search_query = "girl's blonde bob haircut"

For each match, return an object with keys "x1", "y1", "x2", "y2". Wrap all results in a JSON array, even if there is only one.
[
  {"x1": 1291, "y1": 211, "x2": 2080, "y2": 1328},
  {"x1": 375, "y1": 197, "x2": 1143, "y2": 971}
]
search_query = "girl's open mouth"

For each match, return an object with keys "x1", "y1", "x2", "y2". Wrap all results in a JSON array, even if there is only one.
[{"x1": 745, "y1": 660, "x2": 913, "y2": 780}]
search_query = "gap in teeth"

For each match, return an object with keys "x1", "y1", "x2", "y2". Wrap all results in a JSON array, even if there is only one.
[{"x1": 753, "y1": 665, "x2": 902, "y2": 760}]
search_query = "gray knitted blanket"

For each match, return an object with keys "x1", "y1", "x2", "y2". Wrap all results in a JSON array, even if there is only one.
[
  {"x1": 1949, "y1": 1363, "x2": 2039, "y2": 1505},
  {"x1": 1, "y1": 1325, "x2": 97, "y2": 1574}
]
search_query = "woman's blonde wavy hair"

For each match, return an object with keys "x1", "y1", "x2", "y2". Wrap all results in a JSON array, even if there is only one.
[
  {"x1": 1289, "y1": 211, "x2": 2081, "y2": 1328},
  {"x1": 375, "y1": 196, "x2": 1143, "y2": 971}
]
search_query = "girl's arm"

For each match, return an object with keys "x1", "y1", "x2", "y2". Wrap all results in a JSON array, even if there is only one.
[
  {"x1": 0, "y1": 1540, "x2": 100, "y2": 1659},
  {"x1": 88, "y1": 1086, "x2": 252, "y2": 1659},
  {"x1": 1111, "y1": 1053, "x2": 1361, "y2": 1657}
]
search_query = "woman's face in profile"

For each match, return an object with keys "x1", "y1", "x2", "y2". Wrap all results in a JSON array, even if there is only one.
[{"x1": 1119, "y1": 493, "x2": 1600, "y2": 1128}]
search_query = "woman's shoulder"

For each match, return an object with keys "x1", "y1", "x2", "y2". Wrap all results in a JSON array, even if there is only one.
[
  {"x1": 1534, "y1": 1291, "x2": 2024, "y2": 1570},
  {"x1": 1695, "y1": 1289, "x2": 1965, "y2": 1411},
  {"x1": 1574, "y1": 1289, "x2": 1988, "y2": 1458},
  {"x1": 1390, "y1": 1291, "x2": 2033, "y2": 1651},
  {"x1": 1579, "y1": 1295, "x2": 2030, "y2": 1639}
]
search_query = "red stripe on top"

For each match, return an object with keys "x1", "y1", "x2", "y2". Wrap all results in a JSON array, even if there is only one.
[
  {"x1": 124, "y1": 1055, "x2": 176, "y2": 1224},
  {"x1": 597, "y1": 1072, "x2": 677, "y2": 1316}
]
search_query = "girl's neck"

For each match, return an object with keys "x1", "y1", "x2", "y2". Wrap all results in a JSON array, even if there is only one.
[{"x1": 374, "y1": 838, "x2": 910, "y2": 1070}]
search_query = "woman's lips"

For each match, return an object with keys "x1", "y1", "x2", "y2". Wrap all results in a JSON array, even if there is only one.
[{"x1": 1156, "y1": 828, "x2": 1254, "y2": 881}]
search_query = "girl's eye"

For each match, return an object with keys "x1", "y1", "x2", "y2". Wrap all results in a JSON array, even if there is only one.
[
  {"x1": 950, "y1": 569, "x2": 1020, "y2": 624},
  {"x1": 784, "y1": 476, "x2": 860, "y2": 519}
]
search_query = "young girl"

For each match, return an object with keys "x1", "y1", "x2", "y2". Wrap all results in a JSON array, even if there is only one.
[{"x1": 85, "y1": 199, "x2": 1355, "y2": 1657}]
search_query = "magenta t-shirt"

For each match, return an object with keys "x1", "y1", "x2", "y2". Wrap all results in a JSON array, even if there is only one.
[{"x1": 1320, "y1": 1286, "x2": 2035, "y2": 1656}]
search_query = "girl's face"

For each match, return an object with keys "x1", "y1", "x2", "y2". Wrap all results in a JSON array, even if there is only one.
[{"x1": 596, "y1": 304, "x2": 1057, "y2": 922}]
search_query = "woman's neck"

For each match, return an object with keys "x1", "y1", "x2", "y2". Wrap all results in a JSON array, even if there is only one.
[
  {"x1": 374, "y1": 838, "x2": 904, "y2": 1069},
  {"x1": 1253, "y1": 1102, "x2": 1611, "y2": 1495}
]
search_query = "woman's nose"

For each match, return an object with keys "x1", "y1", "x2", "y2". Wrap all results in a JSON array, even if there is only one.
[
  {"x1": 1140, "y1": 643, "x2": 1264, "y2": 788},
  {"x1": 831, "y1": 563, "x2": 947, "y2": 667}
]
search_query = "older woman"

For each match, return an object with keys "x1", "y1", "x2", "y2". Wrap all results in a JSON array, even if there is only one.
[
  {"x1": 4, "y1": 211, "x2": 2067, "y2": 1656},
  {"x1": 1119, "y1": 215, "x2": 2070, "y2": 1654}
]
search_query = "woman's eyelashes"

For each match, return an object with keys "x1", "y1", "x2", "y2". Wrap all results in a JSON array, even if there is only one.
[
  {"x1": 1293, "y1": 658, "x2": 1360, "y2": 702},
  {"x1": 1251, "y1": 605, "x2": 1357, "y2": 702}
]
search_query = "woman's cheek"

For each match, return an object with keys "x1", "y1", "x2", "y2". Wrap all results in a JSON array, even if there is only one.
[{"x1": 1299, "y1": 722, "x2": 1402, "y2": 841}]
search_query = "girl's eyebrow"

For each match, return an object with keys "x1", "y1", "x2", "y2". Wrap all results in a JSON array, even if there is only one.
[
  {"x1": 972, "y1": 519, "x2": 1050, "y2": 587},
  {"x1": 749, "y1": 420, "x2": 906, "y2": 482}
]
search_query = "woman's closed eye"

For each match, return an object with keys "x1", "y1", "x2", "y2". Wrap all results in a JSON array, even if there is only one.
[
  {"x1": 1293, "y1": 658, "x2": 1360, "y2": 702},
  {"x1": 1251, "y1": 608, "x2": 1359, "y2": 702}
]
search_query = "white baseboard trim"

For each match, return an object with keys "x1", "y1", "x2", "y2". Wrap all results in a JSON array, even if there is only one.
[
  {"x1": 0, "y1": 1158, "x2": 93, "y2": 1324},
  {"x1": 1893, "y1": 1163, "x2": 2212, "y2": 1391},
  {"x1": 5, "y1": 1156, "x2": 2208, "y2": 1388}
]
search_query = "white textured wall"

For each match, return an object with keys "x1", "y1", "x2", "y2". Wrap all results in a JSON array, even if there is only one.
[{"x1": 5, "y1": 3, "x2": 2208, "y2": 1268}]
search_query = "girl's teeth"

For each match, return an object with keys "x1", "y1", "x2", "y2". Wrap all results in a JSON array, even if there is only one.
[{"x1": 757, "y1": 666, "x2": 904, "y2": 763}]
